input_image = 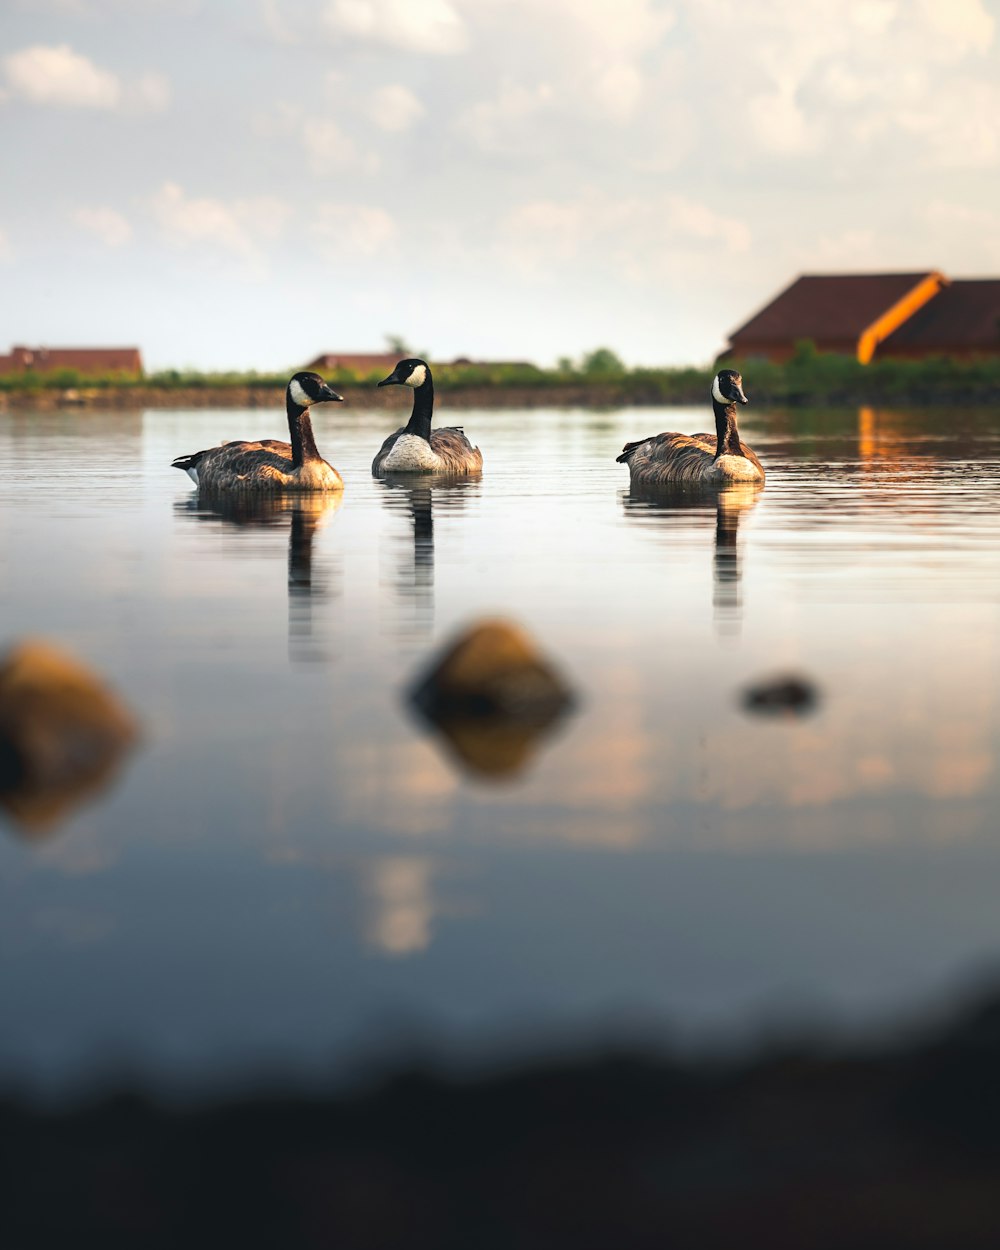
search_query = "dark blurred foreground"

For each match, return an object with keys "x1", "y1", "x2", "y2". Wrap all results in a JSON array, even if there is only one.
[{"x1": 5, "y1": 991, "x2": 1000, "y2": 1249}]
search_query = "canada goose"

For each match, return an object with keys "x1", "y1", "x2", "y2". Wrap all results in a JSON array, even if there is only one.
[
  {"x1": 616, "y1": 369, "x2": 764, "y2": 485},
  {"x1": 372, "y1": 358, "x2": 483, "y2": 476},
  {"x1": 171, "y1": 372, "x2": 345, "y2": 492}
]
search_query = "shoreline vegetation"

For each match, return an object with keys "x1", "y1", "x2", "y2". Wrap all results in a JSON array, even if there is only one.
[{"x1": 2, "y1": 343, "x2": 1000, "y2": 410}]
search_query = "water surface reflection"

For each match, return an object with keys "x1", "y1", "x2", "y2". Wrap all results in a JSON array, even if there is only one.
[
  {"x1": 0, "y1": 402, "x2": 999, "y2": 1100},
  {"x1": 621, "y1": 483, "x2": 761, "y2": 632},
  {"x1": 376, "y1": 475, "x2": 481, "y2": 636},
  {"x1": 174, "y1": 492, "x2": 342, "y2": 663}
]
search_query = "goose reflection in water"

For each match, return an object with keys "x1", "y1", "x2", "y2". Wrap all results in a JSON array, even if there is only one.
[
  {"x1": 175, "y1": 492, "x2": 343, "y2": 663},
  {"x1": 376, "y1": 475, "x2": 480, "y2": 636},
  {"x1": 621, "y1": 483, "x2": 762, "y2": 632}
]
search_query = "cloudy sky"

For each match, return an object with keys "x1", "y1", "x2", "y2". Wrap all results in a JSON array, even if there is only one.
[{"x1": 1, "y1": 0, "x2": 998, "y2": 371}]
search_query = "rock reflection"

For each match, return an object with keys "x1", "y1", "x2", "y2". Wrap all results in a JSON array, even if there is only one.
[
  {"x1": 408, "y1": 619, "x2": 575, "y2": 782},
  {"x1": 0, "y1": 640, "x2": 139, "y2": 837},
  {"x1": 742, "y1": 674, "x2": 820, "y2": 717},
  {"x1": 376, "y1": 476, "x2": 480, "y2": 636},
  {"x1": 622, "y1": 483, "x2": 762, "y2": 631},
  {"x1": 176, "y1": 492, "x2": 342, "y2": 662}
]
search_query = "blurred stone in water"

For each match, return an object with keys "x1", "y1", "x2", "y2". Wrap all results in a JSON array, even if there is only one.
[
  {"x1": 742, "y1": 674, "x2": 820, "y2": 717},
  {"x1": 0, "y1": 640, "x2": 139, "y2": 835},
  {"x1": 409, "y1": 619, "x2": 574, "y2": 779}
]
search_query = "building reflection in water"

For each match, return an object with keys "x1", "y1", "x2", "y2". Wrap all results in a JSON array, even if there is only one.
[
  {"x1": 376, "y1": 476, "x2": 480, "y2": 638},
  {"x1": 621, "y1": 483, "x2": 762, "y2": 633},
  {"x1": 364, "y1": 855, "x2": 439, "y2": 956},
  {"x1": 175, "y1": 492, "x2": 342, "y2": 663}
]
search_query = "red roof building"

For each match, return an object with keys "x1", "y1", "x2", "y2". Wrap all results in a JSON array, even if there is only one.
[
  {"x1": 723, "y1": 272, "x2": 950, "y2": 364},
  {"x1": 304, "y1": 352, "x2": 400, "y2": 377},
  {"x1": 876, "y1": 279, "x2": 1000, "y2": 360},
  {"x1": 0, "y1": 345, "x2": 143, "y2": 375}
]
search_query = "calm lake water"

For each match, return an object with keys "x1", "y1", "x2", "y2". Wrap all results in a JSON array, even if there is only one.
[{"x1": 1, "y1": 400, "x2": 999, "y2": 1101}]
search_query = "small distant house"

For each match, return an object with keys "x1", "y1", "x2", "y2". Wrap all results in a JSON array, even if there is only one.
[
  {"x1": 304, "y1": 352, "x2": 400, "y2": 377},
  {"x1": 448, "y1": 357, "x2": 538, "y2": 371},
  {"x1": 0, "y1": 345, "x2": 143, "y2": 375},
  {"x1": 876, "y1": 279, "x2": 1000, "y2": 360},
  {"x1": 722, "y1": 272, "x2": 949, "y2": 364}
]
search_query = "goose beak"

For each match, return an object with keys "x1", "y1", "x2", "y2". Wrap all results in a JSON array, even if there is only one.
[
  {"x1": 321, "y1": 384, "x2": 344, "y2": 403},
  {"x1": 377, "y1": 370, "x2": 402, "y2": 388},
  {"x1": 734, "y1": 384, "x2": 748, "y2": 405}
]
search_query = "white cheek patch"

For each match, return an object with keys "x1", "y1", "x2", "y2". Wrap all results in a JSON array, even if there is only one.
[
  {"x1": 712, "y1": 374, "x2": 727, "y2": 403},
  {"x1": 289, "y1": 379, "x2": 311, "y2": 407},
  {"x1": 404, "y1": 364, "x2": 427, "y2": 388}
]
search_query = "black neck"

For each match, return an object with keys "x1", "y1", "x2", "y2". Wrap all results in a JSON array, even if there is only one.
[
  {"x1": 713, "y1": 399, "x2": 743, "y2": 459},
  {"x1": 404, "y1": 374, "x2": 434, "y2": 443},
  {"x1": 287, "y1": 397, "x2": 321, "y2": 467}
]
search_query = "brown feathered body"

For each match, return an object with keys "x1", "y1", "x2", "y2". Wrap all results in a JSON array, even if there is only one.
[
  {"x1": 372, "y1": 427, "x2": 483, "y2": 477},
  {"x1": 617, "y1": 431, "x2": 765, "y2": 486},
  {"x1": 181, "y1": 440, "x2": 343, "y2": 492}
]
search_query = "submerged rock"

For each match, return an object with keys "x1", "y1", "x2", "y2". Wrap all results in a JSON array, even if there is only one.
[
  {"x1": 409, "y1": 619, "x2": 574, "y2": 779},
  {"x1": 742, "y1": 673, "x2": 819, "y2": 717},
  {"x1": 0, "y1": 640, "x2": 139, "y2": 835}
]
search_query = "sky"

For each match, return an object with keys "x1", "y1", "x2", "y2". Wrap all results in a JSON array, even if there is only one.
[{"x1": 1, "y1": 0, "x2": 998, "y2": 372}]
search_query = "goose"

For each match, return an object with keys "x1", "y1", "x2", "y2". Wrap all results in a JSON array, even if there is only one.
[
  {"x1": 616, "y1": 369, "x2": 764, "y2": 486},
  {"x1": 372, "y1": 358, "x2": 483, "y2": 476},
  {"x1": 171, "y1": 372, "x2": 345, "y2": 492}
]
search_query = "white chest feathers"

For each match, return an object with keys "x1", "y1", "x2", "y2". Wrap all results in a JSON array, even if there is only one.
[
  {"x1": 709, "y1": 454, "x2": 763, "y2": 483},
  {"x1": 384, "y1": 434, "x2": 441, "y2": 472}
]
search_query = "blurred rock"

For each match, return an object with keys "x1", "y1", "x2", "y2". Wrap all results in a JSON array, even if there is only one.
[
  {"x1": 409, "y1": 619, "x2": 574, "y2": 779},
  {"x1": 0, "y1": 640, "x2": 139, "y2": 835},
  {"x1": 742, "y1": 674, "x2": 819, "y2": 717}
]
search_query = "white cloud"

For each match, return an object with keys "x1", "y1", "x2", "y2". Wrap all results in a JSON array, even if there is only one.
[
  {"x1": 324, "y1": 0, "x2": 467, "y2": 54},
  {"x1": 129, "y1": 71, "x2": 171, "y2": 113},
  {"x1": 311, "y1": 203, "x2": 397, "y2": 258},
  {"x1": 804, "y1": 228, "x2": 882, "y2": 267},
  {"x1": 915, "y1": 0, "x2": 994, "y2": 55},
  {"x1": 661, "y1": 195, "x2": 751, "y2": 254},
  {"x1": 500, "y1": 191, "x2": 750, "y2": 281},
  {"x1": 73, "y1": 206, "x2": 133, "y2": 247},
  {"x1": 892, "y1": 80, "x2": 1000, "y2": 168},
  {"x1": 3, "y1": 44, "x2": 121, "y2": 108},
  {"x1": 301, "y1": 117, "x2": 359, "y2": 170},
  {"x1": 260, "y1": 0, "x2": 298, "y2": 44},
  {"x1": 1, "y1": 44, "x2": 170, "y2": 113},
  {"x1": 593, "y1": 62, "x2": 643, "y2": 121},
  {"x1": 746, "y1": 86, "x2": 813, "y2": 154},
  {"x1": 925, "y1": 201, "x2": 1000, "y2": 266},
  {"x1": 459, "y1": 81, "x2": 555, "y2": 153},
  {"x1": 456, "y1": 0, "x2": 672, "y2": 149},
  {"x1": 150, "y1": 182, "x2": 290, "y2": 265},
  {"x1": 847, "y1": 1, "x2": 898, "y2": 36},
  {"x1": 678, "y1": 0, "x2": 997, "y2": 165},
  {"x1": 368, "y1": 83, "x2": 424, "y2": 132}
]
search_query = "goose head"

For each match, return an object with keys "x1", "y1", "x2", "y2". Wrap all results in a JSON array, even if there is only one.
[
  {"x1": 287, "y1": 371, "x2": 344, "y2": 410},
  {"x1": 712, "y1": 369, "x2": 748, "y2": 406},
  {"x1": 378, "y1": 358, "x2": 430, "y2": 389}
]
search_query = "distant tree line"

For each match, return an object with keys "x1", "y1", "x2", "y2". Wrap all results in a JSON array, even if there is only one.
[{"x1": 2, "y1": 341, "x2": 999, "y2": 405}]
